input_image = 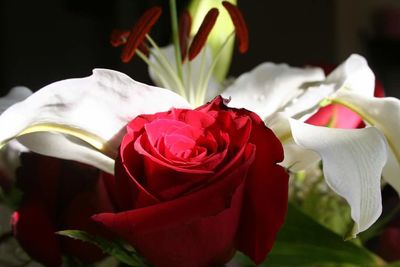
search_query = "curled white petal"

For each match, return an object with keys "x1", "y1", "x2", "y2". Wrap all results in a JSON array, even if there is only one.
[
  {"x1": 266, "y1": 113, "x2": 321, "y2": 171},
  {"x1": 289, "y1": 119, "x2": 387, "y2": 235},
  {"x1": 17, "y1": 133, "x2": 115, "y2": 174},
  {"x1": 222, "y1": 62, "x2": 325, "y2": 119},
  {"x1": 333, "y1": 90, "x2": 400, "y2": 193},
  {"x1": 0, "y1": 69, "x2": 190, "y2": 174},
  {"x1": 326, "y1": 54, "x2": 375, "y2": 96}
]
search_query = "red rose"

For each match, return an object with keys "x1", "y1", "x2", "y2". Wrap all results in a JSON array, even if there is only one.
[
  {"x1": 93, "y1": 96, "x2": 288, "y2": 267},
  {"x1": 11, "y1": 153, "x2": 114, "y2": 267}
]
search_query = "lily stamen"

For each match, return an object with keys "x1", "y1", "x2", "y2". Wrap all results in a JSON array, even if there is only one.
[
  {"x1": 121, "y1": 6, "x2": 162, "y2": 63},
  {"x1": 178, "y1": 11, "x2": 192, "y2": 62},
  {"x1": 222, "y1": 1, "x2": 249, "y2": 53},
  {"x1": 110, "y1": 29, "x2": 130, "y2": 47},
  {"x1": 188, "y1": 8, "x2": 220, "y2": 61},
  {"x1": 110, "y1": 2, "x2": 249, "y2": 107}
]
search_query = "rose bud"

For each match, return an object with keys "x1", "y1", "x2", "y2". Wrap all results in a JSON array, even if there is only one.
[
  {"x1": 93, "y1": 96, "x2": 289, "y2": 267},
  {"x1": 11, "y1": 153, "x2": 114, "y2": 267}
]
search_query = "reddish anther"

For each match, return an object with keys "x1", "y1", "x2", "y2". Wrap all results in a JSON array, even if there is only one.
[
  {"x1": 222, "y1": 1, "x2": 249, "y2": 53},
  {"x1": 121, "y1": 6, "x2": 162, "y2": 63},
  {"x1": 188, "y1": 8, "x2": 219, "y2": 61},
  {"x1": 179, "y1": 11, "x2": 192, "y2": 62},
  {"x1": 110, "y1": 29, "x2": 130, "y2": 47}
]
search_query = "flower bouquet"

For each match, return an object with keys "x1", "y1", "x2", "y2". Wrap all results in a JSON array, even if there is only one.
[{"x1": 0, "y1": 1, "x2": 400, "y2": 266}]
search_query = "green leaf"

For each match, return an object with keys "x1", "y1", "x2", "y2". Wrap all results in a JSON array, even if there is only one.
[
  {"x1": 57, "y1": 230, "x2": 150, "y2": 267},
  {"x1": 387, "y1": 263, "x2": 400, "y2": 267},
  {"x1": 233, "y1": 204, "x2": 385, "y2": 267},
  {"x1": 263, "y1": 204, "x2": 385, "y2": 266}
]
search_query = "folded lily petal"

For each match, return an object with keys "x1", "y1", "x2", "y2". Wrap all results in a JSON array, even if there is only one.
[
  {"x1": 283, "y1": 84, "x2": 335, "y2": 119},
  {"x1": 325, "y1": 54, "x2": 375, "y2": 96},
  {"x1": 16, "y1": 132, "x2": 115, "y2": 174},
  {"x1": 286, "y1": 54, "x2": 375, "y2": 120},
  {"x1": 222, "y1": 62, "x2": 325, "y2": 119},
  {"x1": 0, "y1": 69, "x2": 190, "y2": 174},
  {"x1": 266, "y1": 113, "x2": 320, "y2": 171},
  {"x1": 289, "y1": 119, "x2": 388, "y2": 235},
  {"x1": 332, "y1": 90, "x2": 400, "y2": 193}
]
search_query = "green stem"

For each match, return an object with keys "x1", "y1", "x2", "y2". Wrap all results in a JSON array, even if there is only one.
[{"x1": 169, "y1": 0, "x2": 184, "y2": 82}]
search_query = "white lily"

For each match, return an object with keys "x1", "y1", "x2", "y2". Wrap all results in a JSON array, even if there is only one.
[{"x1": 0, "y1": 70, "x2": 190, "y2": 174}]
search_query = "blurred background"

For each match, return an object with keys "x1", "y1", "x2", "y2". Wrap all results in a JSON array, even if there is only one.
[{"x1": 2, "y1": 0, "x2": 400, "y2": 96}]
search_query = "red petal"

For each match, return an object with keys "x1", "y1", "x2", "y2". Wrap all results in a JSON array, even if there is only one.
[
  {"x1": 110, "y1": 29, "x2": 130, "y2": 47},
  {"x1": 12, "y1": 199, "x2": 62, "y2": 267},
  {"x1": 105, "y1": 145, "x2": 252, "y2": 230},
  {"x1": 93, "y1": 154, "x2": 252, "y2": 267},
  {"x1": 306, "y1": 104, "x2": 363, "y2": 129},
  {"x1": 233, "y1": 106, "x2": 289, "y2": 264},
  {"x1": 61, "y1": 183, "x2": 114, "y2": 263}
]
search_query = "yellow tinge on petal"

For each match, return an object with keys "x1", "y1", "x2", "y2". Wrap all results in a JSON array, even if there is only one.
[{"x1": 16, "y1": 124, "x2": 110, "y2": 155}]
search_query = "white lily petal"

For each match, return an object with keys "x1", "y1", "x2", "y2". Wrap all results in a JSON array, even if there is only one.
[
  {"x1": 0, "y1": 69, "x2": 190, "y2": 174},
  {"x1": 0, "y1": 86, "x2": 32, "y2": 113},
  {"x1": 149, "y1": 44, "x2": 220, "y2": 101},
  {"x1": 266, "y1": 112, "x2": 320, "y2": 171},
  {"x1": 283, "y1": 84, "x2": 335, "y2": 119},
  {"x1": 289, "y1": 119, "x2": 387, "y2": 235},
  {"x1": 282, "y1": 142, "x2": 321, "y2": 172},
  {"x1": 17, "y1": 133, "x2": 115, "y2": 174},
  {"x1": 284, "y1": 54, "x2": 374, "y2": 120},
  {"x1": 333, "y1": 90, "x2": 400, "y2": 193},
  {"x1": 326, "y1": 54, "x2": 375, "y2": 96},
  {"x1": 222, "y1": 62, "x2": 325, "y2": 119}
]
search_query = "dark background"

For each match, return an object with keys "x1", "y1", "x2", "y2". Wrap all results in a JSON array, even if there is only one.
[{"x1": 2, "y1": 0, "x2": 400, "y2": 96}]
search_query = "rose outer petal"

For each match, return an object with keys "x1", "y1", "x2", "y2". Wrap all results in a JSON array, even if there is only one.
[
  {"x1": 197, "y1": 96, "x2": 289, "y2": 263},
  {"x1": 234, "y1": 108, "x2": 289, "y2": 264},
  {"x1": 93, "y1": 144, "x2": 256, "y2": 267}
]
